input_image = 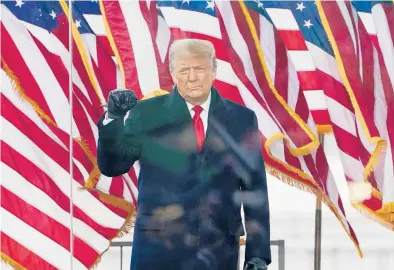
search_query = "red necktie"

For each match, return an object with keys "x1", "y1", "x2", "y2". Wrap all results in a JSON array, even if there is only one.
[{"x1": 192, "y1": 106, "x2": 205, "y2": 151}]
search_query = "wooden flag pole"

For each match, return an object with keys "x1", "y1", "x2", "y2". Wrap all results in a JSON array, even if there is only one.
[{"x1": 314, "y1": 134, "x2": 324, "y2": 270}]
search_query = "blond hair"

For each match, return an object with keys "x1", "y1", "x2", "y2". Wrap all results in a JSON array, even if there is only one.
[{"x1": 169, "y1": 38, "x2": 217, "y2": 73}]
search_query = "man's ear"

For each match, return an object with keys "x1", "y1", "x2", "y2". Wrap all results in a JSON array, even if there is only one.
[{"x1": 212, "y1": 71, "x2": 217, "y2": 81}]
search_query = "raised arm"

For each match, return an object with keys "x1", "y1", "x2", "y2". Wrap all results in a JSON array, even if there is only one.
[{"x1": 97, "y1": 89, "x2": 141, "y2": 177}]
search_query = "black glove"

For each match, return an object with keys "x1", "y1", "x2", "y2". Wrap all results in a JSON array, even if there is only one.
[
  {"x1": 107, "y1": 89, "x2": 138, "y2": 119},
  {"x1": 244, "y1": 257, "x2": 268, "y2": 270}
]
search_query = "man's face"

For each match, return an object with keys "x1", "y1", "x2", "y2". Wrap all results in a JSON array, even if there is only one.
[{"x1": 171, "y1": 53, "x2": 216, "y2": 105}]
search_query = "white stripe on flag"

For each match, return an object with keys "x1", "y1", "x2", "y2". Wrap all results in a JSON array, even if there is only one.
[
  {"x1": 304, "y1": 90, "x2": 328, "y2": 111},
  {"x1": 287, "y1": 51, "x2": 316, "y2": 71},
  {"x1": 326, "y1": 96, "x2": 357, "y2": 137},
  {"x1": 156, "y1": 15, "x2": 171, "y2": 63},
  {"x1": 84, "y1": 14, "x2": 106, "y2": 36},
  {"x1": 265, "y1": 8, "x2": 299, "y2": 30},
  {"x1": 259, "y1": 14, "x2": 276, "y2": 83},
  {"x1": 286, "y1": 54, "x2": 300, "y2": 112},
  {"x1": 306, "y1": 42, "x2": 342, "y2": 83},
  {"x1": 159, "y1": 6, "x2": 221, "y2": 39}
]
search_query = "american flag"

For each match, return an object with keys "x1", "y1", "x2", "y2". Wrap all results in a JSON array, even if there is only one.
[
  {"x1": 315, "y1": 0, "x2": 394, "y2": 228},
  {"x1": 1, "y1": 0, "x2": 134, "y2": 269},
  {"x1": 251, "y1": 0, "x2": 394, "y2": 229}
]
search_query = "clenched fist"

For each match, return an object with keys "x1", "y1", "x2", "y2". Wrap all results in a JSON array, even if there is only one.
[{"x1": 107, "y1": 89, "x2": 138, "y2": 119}]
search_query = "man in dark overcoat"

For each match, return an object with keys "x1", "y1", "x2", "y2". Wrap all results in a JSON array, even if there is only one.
[{"x1": 97, "y1": 38, "x2": 271, "y2": 270}]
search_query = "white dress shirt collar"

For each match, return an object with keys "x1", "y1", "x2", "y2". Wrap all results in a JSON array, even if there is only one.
[{"x1": 185, "y1": 90, "x2": 211, "y2": 114}]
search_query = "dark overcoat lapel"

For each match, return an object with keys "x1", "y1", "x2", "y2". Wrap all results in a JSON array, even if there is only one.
[{"x1": 162, "y1": 86, "x2": 231, "y2": 162}]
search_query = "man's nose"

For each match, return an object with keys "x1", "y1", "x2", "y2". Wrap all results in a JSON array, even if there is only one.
[{"x1": 188, "y1": 69, "x2": 197, "y2": 81}]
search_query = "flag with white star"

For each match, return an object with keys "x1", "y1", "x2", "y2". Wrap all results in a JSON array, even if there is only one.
[{"x1": 258, "y1": 0, "x2": 394, "y2": 231}]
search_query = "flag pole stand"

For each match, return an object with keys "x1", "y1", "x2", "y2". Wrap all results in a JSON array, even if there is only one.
[{"x1": 314, "y1": 134, "x2": 324, "y2": 270}]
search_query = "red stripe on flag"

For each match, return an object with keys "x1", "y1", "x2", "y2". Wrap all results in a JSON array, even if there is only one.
[
  {"x1": 294, "y1": 88, "x2": 310, "y2": 122},
  {"x1": 277, "y1": 30, "x2": 308, "y2": 51},
  {"x1": 97, "y1": 35, "x2": 115, "y2": 58},
  {"x1": 362, "y1": 195, "x2": 383, "y2": 211},
  {"x1": 310, "y1": 110, "x2": 331, "y2": 126},
  {"x1": 109, "y1": 176, "x2": 125, "y2": 198},
  {"x1": 93, "y1": 44, "x2": 118, "y2": 97},
  {"x1": 358, "y1": 20, "x2": 375, "y2": 119},
  {"x1": 383, "y1": 4, "x2": 394, "y2": 42},
  {"x1": 297, "y1": 71, "x2": 320, "y2": 90},
  {"x1": 213, "y1": 80, "x2": 245, "y2": 105},
  {"x1": 331, "y1": 124, "x2": 361, "y2": 159},
  {"x1": 283, "y1": 143, "x2": 302, "y2": 172},
  {"x1": 1, "y1": 232, "x2": 57, "y2": 270},
  {"x1": 273, "y1": 30, "x2": 290, "y2": 103},
  {"x1": 317, "y1": 70, "x2": 355, "y2": 112}
]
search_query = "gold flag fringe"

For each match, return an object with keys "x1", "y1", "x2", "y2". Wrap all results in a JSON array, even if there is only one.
[
  {"x1": 353, "y1": 203, "x2": 394, "y2": 231},
  {"x1": 1, "y1": 254, "x2": 26, "y2": 270},
  {"x1": 265, "y1": 165, "x2": 317, "y2": 195},
  {"x1": 2, "y1": 59, "x2": 56, "y2": 126},
  {"x1": 378, "y1": 203, "x2": 394, "y2": 216},
  {"x1": 84, "y1": 187, "x2": 136, "y2": 215},
  {"x1": 265, "y1": 133, "x2": 319, "y2": 187},
  {"x1": 364, "y1": 140, "x2": 387, "y2": 181},
  {"x1": 79, "y1": 167, "x2": 101, "y2": 190},
  {"x1": 316, "y1": 124, "x2": 333, "y2": 135},
  {"x1": 88, "y1": 213, "x2": 136, "y2": 270},
  {"x1": 258, "y1": 165, "x2": 365, "y2": 257},
  {"x1": 379, "y1": 212, "x2": 394, "y2": 222}
]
